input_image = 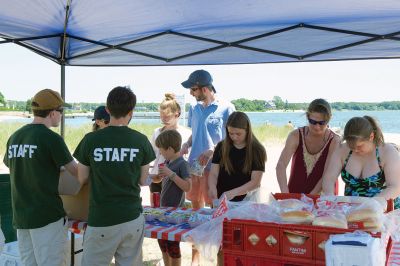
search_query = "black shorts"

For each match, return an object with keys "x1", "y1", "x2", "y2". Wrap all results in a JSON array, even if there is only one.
[
  {"x1": 150, "y1": 182, "x2": 162, "y2": 193},
  {"x1": 157, "y1": 239, "x2": 181, "y2": 258}
]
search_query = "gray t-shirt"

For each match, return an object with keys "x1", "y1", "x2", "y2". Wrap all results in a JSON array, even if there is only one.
[{"x1": 160, "y1": 156, "x2": 190, "y2": 207}]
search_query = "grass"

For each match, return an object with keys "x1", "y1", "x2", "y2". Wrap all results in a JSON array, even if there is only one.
[{"x1": 0, "y1": 122, "x2": 291, "y2": 157}]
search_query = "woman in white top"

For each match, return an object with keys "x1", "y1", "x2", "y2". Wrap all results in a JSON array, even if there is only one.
[{"x1": 149, "y1": 93, "x2": 191, "y2": 206}]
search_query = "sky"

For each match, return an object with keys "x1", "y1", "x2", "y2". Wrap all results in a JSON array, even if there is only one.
[{"x1": 1, "y1": 44, "x2": 400, "y2": 104}]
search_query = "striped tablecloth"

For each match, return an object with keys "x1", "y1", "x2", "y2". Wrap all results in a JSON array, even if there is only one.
[
  {"x1": 144, "y1": 219, "x2": 192, "y2": 242},
  {"x1": 68, "y1": 219, "x2": 87, "y2": 234},
  {"x1": 68, "y1": 206, "x2": 196, "y2": 242},
  {"x1": 389, "y1": 241, "x2": 400, "y2": 265},
  {"x1": 68, "y1": 218, "x2": 193, "y2": 242}
]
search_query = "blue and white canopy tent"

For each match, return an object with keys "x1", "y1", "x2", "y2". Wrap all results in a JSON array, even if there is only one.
[{"x1": 1, "y1": 0, "x2": 400, "y2": 134}]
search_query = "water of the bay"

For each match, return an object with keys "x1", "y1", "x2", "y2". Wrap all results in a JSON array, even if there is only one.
[{"x1": 2, "y1": 110, "x2": 400, "y2": 133}]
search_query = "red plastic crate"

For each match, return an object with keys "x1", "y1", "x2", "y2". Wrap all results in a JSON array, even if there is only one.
[
  {"x1": 224, "y1": 251, "x2": 283, "y2": 266},
  {"x1": 223, "y1": 218, "x2": 391, "y2": 266},
  {"x1": 281, "y1": 228, "x2": 314, "y2": 260},
  {"x1": 223, "y1": 193, "x2": 394, "y2": 265},
  {"x1": 244, "y1": 223, "x2": 280, "y2": 256}
]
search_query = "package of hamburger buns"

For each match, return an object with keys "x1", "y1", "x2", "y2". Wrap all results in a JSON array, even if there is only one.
[
  {"x1": 345, "y1": 199, "x2": 386, "y2": 231},
  {"x1": 312, "y1": 210, "x2": 348, "y2": 229},
  {"x1": 273, "y1": 194, "x2": 315, "y2": 224}
]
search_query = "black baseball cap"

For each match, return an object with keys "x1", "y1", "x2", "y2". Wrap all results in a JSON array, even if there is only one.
[
  {"x1": 92, "y1": 106, "x2": 110, "y2": 121},
  {"x1": 181, "y1": 70, "x2": 216, "y2": 93}
]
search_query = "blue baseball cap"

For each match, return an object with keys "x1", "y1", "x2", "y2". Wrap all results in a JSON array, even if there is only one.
[
  {"x1": 181, "y1": 70, "x2": 216, "y2": 93},
  {"x1": 92, "y1": 106, "x2": 110, "y2": 121}
]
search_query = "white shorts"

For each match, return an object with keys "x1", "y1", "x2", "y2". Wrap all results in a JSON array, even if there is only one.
[
  {"x1": 82, "y1": 214, "x2": 145, "y2": 266},
  {"x1": 17, "y1": 217, "x2": 68, "y2": 266}
]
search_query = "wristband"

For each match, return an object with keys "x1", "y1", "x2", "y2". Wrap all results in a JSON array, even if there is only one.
[{"x1": 169, "y1": 172, "x2": 177, "y2": 181}]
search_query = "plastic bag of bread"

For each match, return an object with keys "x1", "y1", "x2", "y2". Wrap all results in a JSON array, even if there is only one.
[
  {"x1": 272, "y1": 194, "x2": 315, "y2": 224},
  {"x1": 280, "y1": 210, "x2": 315, "y2": 224},
  {"x1": 346, "y1": 200, "x2": 385, "y2": 231},
  {"x1": 317, "y1": 195, "x2": 387, "y2": 213},
  {"x1": 312, "y1": 210, "x2": 348, "y2": 229},
  {"x1": 272, "y1": 193, "x2": 314, "y2": 212}
]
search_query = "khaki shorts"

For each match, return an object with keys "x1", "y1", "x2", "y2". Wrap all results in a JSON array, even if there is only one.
[
  {"x1": 186, "y1": 170, "x2": 212, "y2": 205},
  {"x1": 82, "y1": 214, "x2": 145, "y2": 266},
  {"x1": 17, "y1": 217, "x2": 68, "y2": 266}
]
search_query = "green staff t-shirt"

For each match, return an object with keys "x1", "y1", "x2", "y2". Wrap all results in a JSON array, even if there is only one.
[
  {"x1": 73, "y1": 126, "x2": 155, "y2": 227},
  {"x1": 3, "y1": 124, "x2": 73, "y2": 229}
]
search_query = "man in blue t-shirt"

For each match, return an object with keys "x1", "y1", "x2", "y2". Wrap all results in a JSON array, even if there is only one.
[
  {"x1": 181, "y1": 70, "x2": 235, "y2": 209},
  {"x1": 181, "y1": 69, "x2": 235, "y2": 265}
]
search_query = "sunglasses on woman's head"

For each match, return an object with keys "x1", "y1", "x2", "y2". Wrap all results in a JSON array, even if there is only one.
[{"x1": 308, "y1": 118, "x2": 327, "y2": 126}]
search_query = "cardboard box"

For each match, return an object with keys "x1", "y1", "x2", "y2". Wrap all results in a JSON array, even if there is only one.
[
  {"x1": 61, "y1": 184, "x2": 89, "y2": 221},
  {"x1": 58, "y1": 169, "x2": 89, "y2": 221}
]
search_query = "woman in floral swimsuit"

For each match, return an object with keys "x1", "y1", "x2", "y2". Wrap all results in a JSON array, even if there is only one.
[{"x1": 322, "y1": 116, "x2": 400, "y2": 209}]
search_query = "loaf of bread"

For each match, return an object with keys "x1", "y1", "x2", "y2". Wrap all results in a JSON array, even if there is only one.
[
  {"x1": 312, "y1": 216, "x2": 348, "y2": 229},
  {"x1": 346, "y1": 208, "x2": 379, "y2": 222},
  {"x1": 280, "y1": 210, "x2": 315, "y2": 224}
]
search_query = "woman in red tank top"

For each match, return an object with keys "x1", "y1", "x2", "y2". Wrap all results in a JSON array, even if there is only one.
[{"x1": 276, "y1": 99, "x2": 340, "y2": 194}]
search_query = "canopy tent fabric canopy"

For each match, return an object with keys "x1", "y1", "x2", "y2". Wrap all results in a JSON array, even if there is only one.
[{"x1": 1, "y1": 0, "x2": 400, "y2": 66}]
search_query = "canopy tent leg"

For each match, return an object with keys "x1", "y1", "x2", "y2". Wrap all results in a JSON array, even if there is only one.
[{"x1": 61, "y1": 64, "x2": 65, "y2": 139}]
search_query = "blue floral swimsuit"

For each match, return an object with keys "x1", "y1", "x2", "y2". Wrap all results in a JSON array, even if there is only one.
[{"x1": 341, "y1": 148, "x2": 400, "y2": 209}]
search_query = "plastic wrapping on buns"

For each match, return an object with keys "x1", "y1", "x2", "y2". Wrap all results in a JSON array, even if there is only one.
[
  {"x1": 312, "y1": 214, "x2": 348, "y2": 229},
  {"x1": 280, "y1": 210, "x2": 315, "y2": 224}
]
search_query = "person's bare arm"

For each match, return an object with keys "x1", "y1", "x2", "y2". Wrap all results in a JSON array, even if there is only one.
[
  {"x1": 171, "y1": 173, "x2": 192, "y2": 192},
  {"x1": 208, "y1": 163, "x2": 220, "y2": 200},
  {"x1": 158, "y1": 165, "x2": 191, "y2": 192},
  {"x1": 180, "y1": 135, "x2": 192, "y2": 156},
  {"x1": 223, "y1": 170, "x2": 263, "y2": 200},
  {"x1": 375, "y1": 144, "x2": 400, "y2": 200},
  {"x1": 64, "y1": 160, "x2": 78, "y2": 178},
  {"x1": 322, "y1": 144, "x2": 346, "y2": 195},
  {"x1": 139, "y1": 164, "x2": 151, "y2": 186},
  {"x1": 77, "y1": 163, "x2": 90, "y2": 185},
  {"x1": 275, "y1": 130, "x2": 299, "y2": 193}
]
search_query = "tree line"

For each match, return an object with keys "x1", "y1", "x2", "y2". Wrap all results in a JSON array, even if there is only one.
[
  {"x1": 1, "y1": 93, "x2": 400, "y2": 112},
  {"x1": 231, "y1": 97, "x2": 400, "y2": 111}
]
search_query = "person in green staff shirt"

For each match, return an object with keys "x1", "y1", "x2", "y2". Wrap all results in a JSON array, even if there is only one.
[
  {"x1": 3, "y1": 88, "x2": 77, "y2": 266},
  {"x1": 73, "y1": 86, "x2": 155, "y2": 266}
]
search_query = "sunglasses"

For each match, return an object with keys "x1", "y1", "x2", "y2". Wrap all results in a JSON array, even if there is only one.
[
  {"x1": 55, "y1": 108, "x2": 64, "y2": 114},
  {"x1": 308, "y1": 118, "x2": 327, "y2": 126},
  {"x1": 103, "y1": 120, "x2": 110, "y2": 125}
]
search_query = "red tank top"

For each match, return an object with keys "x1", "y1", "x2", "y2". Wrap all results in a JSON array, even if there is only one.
[{"x1": 288, "y1": 127, "x2": 333, "y2": 193}]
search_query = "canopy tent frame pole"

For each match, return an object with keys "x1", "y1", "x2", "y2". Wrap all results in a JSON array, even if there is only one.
[
  {"x1": 60, "y1": 65, "x2": 65, "y2": 138},
  {"x1": 1, "y1": 24, "x2": 400, "y2": 66},
  {"x1": 59, "y1": 0, "x2": 71, "y2": 138},
  {"x1": 65, "y1": 24, "x2": 400, "y2": 63}
]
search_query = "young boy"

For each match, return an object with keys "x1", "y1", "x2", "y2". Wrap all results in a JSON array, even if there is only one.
[
  {"x1": 73, "y1": 86, "x2": 155, "y2": 266},
  {"x1": 152, "y1": 129, "x2": 191, "y2": 266}
]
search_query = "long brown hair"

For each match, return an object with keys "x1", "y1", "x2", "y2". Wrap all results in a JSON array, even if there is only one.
[
  {"x1": 343, "y1": 116, "x2": 384, "y2": 146},
  {"x1": 220, "y1": 112, "x2": 266, "y2": 175}
]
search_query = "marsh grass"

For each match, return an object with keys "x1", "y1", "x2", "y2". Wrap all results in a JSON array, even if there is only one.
[{"x1": 0, "y1": 122, "x2": 291, "y2": 156}]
